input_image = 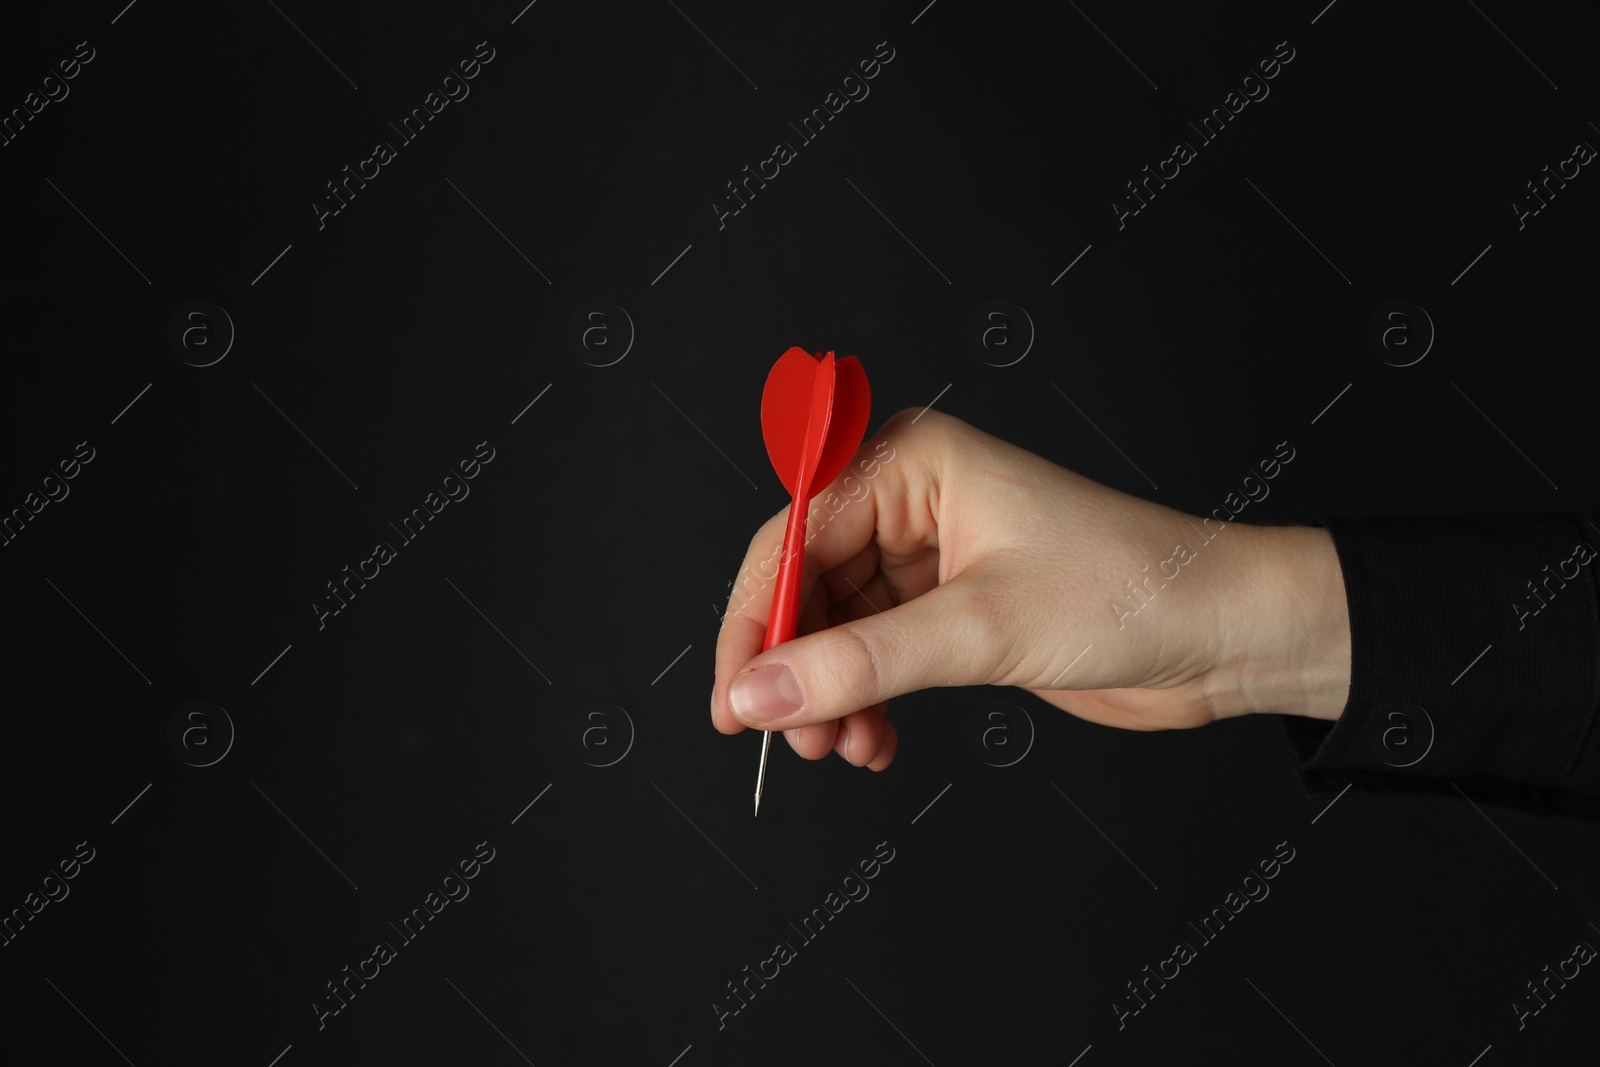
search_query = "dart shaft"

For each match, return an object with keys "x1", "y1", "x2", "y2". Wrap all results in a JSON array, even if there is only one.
[{"x1": 763, "y1": 493, "x2": 808, "y2": 652}]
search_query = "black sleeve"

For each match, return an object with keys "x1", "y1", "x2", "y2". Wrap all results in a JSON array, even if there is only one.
[{"x1": 1280, "y1": 512, "x2": 1600, "y2": 818}]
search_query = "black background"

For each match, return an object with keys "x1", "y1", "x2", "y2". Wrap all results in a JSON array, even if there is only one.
[{"x1": 3, "y1": 1, "x2": 1599, "y2": 1064}]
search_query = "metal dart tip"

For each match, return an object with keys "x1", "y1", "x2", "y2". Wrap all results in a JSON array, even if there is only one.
[{"x1": 753, "y1": 728, "x2": 773, "y2": 816}]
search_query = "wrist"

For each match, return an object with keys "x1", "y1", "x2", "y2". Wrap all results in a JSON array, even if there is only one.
[{"x1": 1203, "y1": 522, "x2": 1352, "y2": 721}]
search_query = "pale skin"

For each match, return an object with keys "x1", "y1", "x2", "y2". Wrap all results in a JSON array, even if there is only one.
[{"x1": 711, "y1": 408, "x2": 1352, "y2": 769}]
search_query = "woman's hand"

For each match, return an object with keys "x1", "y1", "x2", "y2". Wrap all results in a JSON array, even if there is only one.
[{"x1": 710, "y1": 408, "x2": 1351, "y2": 770}]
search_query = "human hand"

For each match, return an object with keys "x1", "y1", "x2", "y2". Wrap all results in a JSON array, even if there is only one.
[{"x1": 710, "y1": 408, "x2": 1351, "y2": 770}]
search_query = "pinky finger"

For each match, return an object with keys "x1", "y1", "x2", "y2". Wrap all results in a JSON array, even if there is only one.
[{"x1": 867, "y1": 717, "x2": 898, "y2": 771}]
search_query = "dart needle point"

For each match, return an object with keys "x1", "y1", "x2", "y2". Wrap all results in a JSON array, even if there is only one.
[{"x1": 754, "y1": 729, "x2": 773, "y2": 816}]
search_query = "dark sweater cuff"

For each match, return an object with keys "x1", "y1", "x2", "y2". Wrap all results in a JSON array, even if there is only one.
[{"x1": 1281, "y1": 513, "x2": 1600, "y2": 816}]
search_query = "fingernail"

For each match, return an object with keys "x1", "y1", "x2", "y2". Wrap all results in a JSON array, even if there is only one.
[{"x1": 730, "y1": 665, "x2": 803, "y2": 724}]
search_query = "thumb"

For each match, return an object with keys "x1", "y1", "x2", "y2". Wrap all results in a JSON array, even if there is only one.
[{"x1": 727, "y1": 574, "x2": 999, "y2": 730}]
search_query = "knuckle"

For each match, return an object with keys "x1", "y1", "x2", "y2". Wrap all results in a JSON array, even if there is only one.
[
  {"x1": 834, "y1": 622, "x2": 887, "y2": 707},
  {"x1": 959, "y1": 582, "x2": 1017, "y2": 680},
  {"x1": 877, "y1": 407, "x2": 966, "y2": 471},
  {"x1": 885, "y1": 404, "x2": 957, "y2": 434},
  {"x1": 883, "y1": 406, "x2": 936, "y2": 441},
  {"x1": 748, "y1": 508, "x2": 787, "y2": 555}
]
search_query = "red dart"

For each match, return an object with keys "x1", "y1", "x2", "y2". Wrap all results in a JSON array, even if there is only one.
[{"x1": 753, "y1": 346, "x2": 872, "y2": 815}]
